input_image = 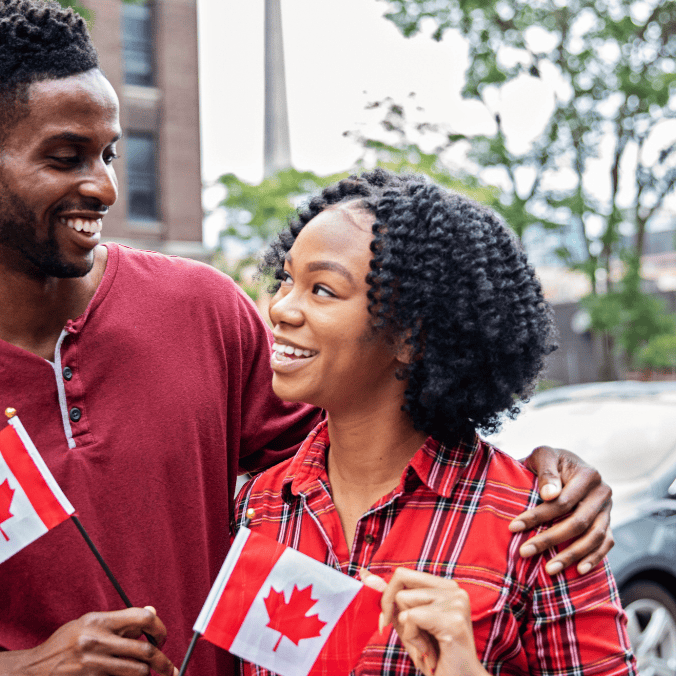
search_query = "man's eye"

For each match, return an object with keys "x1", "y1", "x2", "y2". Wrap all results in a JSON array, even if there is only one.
[
  {"x1": 104, "y1": 152, "x2": 119, "y2": 165},
  {"x1": 50, "y1": 156, "x2": 80, "y2": 166}
]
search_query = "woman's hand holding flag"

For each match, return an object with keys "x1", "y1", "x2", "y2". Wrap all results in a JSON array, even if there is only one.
[{"x1": 361, "y1": 567, "x2": 491, "y2": 676}]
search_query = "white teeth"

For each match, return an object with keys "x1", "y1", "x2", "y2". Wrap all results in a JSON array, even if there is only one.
[
  {"x1": 272, "y1": 342, "x2": 316, "y2": 358},
  {"x1": 62, "y1": 218, "x2": 103, "y2": 234}
]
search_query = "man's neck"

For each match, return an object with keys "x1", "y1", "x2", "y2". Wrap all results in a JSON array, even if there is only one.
[{"x1": 0, "y1": 245, "x2": 107, "y2": 360}]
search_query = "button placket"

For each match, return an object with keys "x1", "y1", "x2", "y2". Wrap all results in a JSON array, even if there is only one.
[{"x1": 50, "y1": 329, "x2": 77, "y2": 449}]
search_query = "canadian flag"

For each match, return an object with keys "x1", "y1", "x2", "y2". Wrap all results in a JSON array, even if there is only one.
[
  {"x1": 0, "y1": 416, "x2": 74, "y2": 565},
  {"x1": 194, "y1": 526, "x2": 382, "y2": 676}
]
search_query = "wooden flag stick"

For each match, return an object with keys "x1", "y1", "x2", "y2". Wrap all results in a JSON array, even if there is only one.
[{"x1": 71, "y1": 515, "x2": 158, "y2": 647}]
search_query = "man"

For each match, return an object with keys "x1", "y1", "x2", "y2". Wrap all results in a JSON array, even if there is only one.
[{"x1": 0, "y1": 1, "x2": 612, "y2": 674}]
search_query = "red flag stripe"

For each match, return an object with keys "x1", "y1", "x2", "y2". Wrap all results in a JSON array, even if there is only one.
[
  {"x1": 307, "y1": 584, "x2": 381, "y2": 675},
  {"x1": 202, "y1": 529, "x2": 287, "y2": 649},
  {"x1": 0, "y1": 425, "x2": 71, "y2": 530}
]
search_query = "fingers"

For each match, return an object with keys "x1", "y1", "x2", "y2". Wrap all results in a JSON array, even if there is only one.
[
  {"x1": 395, "y1": 610, "x2": 439, "y2": 676},
  {"x1": 104, "y1": 607, "x2": 169, "y2": 647},
  {"x1": 77, "y1": 610, "x2": 175, "y2": 676},
  {"x1": 535, "y1": 511, "x2": 614, "y2": 576},
  {"x1": 511, "y1": 452, "x2": 610, "y2": 533},
  {"x1": 380, "y1": 568, "x2": 457, "y2": 627},
  {"x1": 521, "y1": 446, "x2": 563, "y2": 502},
  {"x1": 359, "y1": 567, "x2": 387, "y2": 593}
]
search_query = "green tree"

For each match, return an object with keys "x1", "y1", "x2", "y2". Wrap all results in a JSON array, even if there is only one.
[
  {"x1": 218, "y1": 168, "x2": 350, "y2": 249},
  {"x1": 377, "y1": 0, "x2": 676, "y2": 377}
]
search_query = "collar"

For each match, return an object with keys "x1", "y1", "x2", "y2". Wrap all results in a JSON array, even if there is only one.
[{"x1": 283, "y1": 419, "x2": 479, "y2": 501}]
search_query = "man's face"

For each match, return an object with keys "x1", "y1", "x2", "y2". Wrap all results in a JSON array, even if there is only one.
[{"x1": 0, "y1": 69, "x2": 121, "y2": 278}]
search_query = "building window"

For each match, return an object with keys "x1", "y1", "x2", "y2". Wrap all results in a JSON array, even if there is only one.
[
  {"x1": 122, "y1": 1, "x2": 154, "y2": 87},
  {"x1": 126, "y1": 133, "x2": 158, "y2": 221}
]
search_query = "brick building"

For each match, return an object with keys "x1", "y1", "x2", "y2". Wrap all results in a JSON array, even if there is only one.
[{"x1": 85, "y1": 0, "x2": 208, "y2": 260}]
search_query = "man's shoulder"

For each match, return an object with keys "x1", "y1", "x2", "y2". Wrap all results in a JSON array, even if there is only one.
[
  {"x1": 108, "y1": 243, "x2": 244, "y2": 303},
  {"x1": 113, "y1": 243, "x2": 232, "y2": 281}
]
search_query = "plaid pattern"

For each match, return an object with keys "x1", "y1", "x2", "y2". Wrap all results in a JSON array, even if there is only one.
[{"x1": 234, "y1": 421, "x2": 636, "y2": 676}]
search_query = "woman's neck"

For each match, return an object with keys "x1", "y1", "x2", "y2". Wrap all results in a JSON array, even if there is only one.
[{"x1": 325, "y1": 406, "x2": 428, "y2": 551}]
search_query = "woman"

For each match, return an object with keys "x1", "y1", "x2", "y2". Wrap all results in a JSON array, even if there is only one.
[{"x1": 235, "y1": 169, "x2": 635, "y2": 676}]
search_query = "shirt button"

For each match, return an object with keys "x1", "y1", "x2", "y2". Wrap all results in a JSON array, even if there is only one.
[
  {"x1": 364, "y1": 534, "x2": 375, "y2": 544},
  {"x1": 69, "y1": 407, "x2": 82, "y2": 422},
  {"x1": 63, "y1": 366, "x2": 73, "y2": 380}
]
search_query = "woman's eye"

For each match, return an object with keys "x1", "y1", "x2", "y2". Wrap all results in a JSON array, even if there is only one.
[
  {"x1": 281, "y1": 271, "x2": 293, "y2": 284},
  {"x1": 314, "y1": 285, "x2": 334, "y2": 298}
]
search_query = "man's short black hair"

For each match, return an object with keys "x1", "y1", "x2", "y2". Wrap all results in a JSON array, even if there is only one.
[
  {"x1": 262, "y1": 168, "x2": 557, "y2": 445},
  {"x1": 0, "y1": 0, "x2": 98, "y2": 138}
]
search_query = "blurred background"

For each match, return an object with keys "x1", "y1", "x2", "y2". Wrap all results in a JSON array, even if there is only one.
[{"x1": 61, "y1": 0, "x2": 676, "y2": 387}]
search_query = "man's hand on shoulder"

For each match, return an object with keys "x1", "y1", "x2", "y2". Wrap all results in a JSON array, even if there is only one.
[
  {"x1": 511, "y1": 446, "x2": 613, "y2": 576},
  {"x1": 0, "y1": 607, "x2": 176, "y2": 676}
]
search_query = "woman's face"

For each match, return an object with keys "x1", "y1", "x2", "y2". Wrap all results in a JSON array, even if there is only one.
[{"x1": 268, "y1": 205, "x2": 404, "y2": 415}]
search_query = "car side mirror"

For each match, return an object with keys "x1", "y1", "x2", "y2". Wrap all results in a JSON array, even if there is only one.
[{"x1": 668, "y1": 478, "x2": 676, "y2": 498}]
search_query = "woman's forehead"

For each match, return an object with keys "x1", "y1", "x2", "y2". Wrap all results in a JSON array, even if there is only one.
[{"x1": 290, "y1": 206, "x2": 375, "y2": 266}]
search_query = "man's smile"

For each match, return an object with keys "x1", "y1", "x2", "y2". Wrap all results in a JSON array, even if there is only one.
[{"x1": 59, "y1": 216, "x2": 103, "y2": 234}]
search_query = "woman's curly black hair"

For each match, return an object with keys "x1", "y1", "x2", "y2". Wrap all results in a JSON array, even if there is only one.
[
  {"x1": 0, "y1": 0, "x2": 98, "y2": 137},
  {"x1": 261, "y1": 168, "x2": 557, "y2": 444}
]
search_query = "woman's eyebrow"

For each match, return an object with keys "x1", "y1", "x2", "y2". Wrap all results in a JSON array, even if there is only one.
[{"x1": 307, "y1": 261, "x2": 354, "y2": 284}]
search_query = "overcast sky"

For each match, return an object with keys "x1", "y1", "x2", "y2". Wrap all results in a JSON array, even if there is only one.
[{"x1": 194, "y1": 0, "x2": 561, "y2": 246}]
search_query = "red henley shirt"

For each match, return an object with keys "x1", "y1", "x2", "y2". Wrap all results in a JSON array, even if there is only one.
[{"x1": 0, "y1": 243, "x2": 319, "y2": 676}]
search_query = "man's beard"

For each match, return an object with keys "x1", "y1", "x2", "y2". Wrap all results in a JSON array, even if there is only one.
[{"x1": 0, "y1": 180, "x2": 93, "y2": 279}]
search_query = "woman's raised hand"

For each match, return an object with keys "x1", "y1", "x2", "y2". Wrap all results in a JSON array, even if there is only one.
[{"x1": 360, "y1": 567, "x2": 490, "y2": 676}]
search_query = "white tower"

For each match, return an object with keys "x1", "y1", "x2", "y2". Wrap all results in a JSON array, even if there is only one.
[{"x1": 263, "y1": 0, "x2": 291, "y2": 177}]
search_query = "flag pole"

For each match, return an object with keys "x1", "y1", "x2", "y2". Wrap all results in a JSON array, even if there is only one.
[
  {"x1": 178, "y1": 630, "x2": 201, "y2": 676},
  {"x1": 177, "y1": 508, "x2": 256, "y2": 676},
  {"x1": 71, "y1": 516, "x2": 158, "y2": 647},
  {"x1": 3, "y1": 409, "x2": 157, "y2": 648}
]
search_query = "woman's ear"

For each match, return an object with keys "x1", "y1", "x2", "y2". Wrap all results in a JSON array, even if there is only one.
[{"x1": 393, "y1": 331, "x2": 415, "y2": 365}]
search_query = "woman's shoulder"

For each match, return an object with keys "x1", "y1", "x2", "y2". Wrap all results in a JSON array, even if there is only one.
[{"x1": 473, "y1": 437, "x2": 541, "y2": 514}]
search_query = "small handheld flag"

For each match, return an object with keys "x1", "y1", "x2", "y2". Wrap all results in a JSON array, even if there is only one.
[
  {"x1": 0, "y1": 412, "x2": 74, "y2": 563},
  {"x1": 0, "y1": 410, "x2": 157, "y2": 646},
  {"x1": 180, "y1": 518, "x2": 382, "y2": 676}
]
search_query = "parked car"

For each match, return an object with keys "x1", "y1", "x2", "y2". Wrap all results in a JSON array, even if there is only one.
[{"x1": 484, "y1": 381, "x2": 676, "y2": 676}]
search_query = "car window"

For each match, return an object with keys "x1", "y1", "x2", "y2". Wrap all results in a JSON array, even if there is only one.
[{"x1": 485, "y1": 400, "x2": 676, "y2": 486}]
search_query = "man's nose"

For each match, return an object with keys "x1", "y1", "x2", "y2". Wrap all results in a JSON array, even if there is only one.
[{"x1": 78, "y1": 160, "x2": 118, "y2": 207}]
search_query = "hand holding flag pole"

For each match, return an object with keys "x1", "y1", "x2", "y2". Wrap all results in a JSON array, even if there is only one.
[{"x1": 1, "y1": 408, "x2": 156, "y2": 646}]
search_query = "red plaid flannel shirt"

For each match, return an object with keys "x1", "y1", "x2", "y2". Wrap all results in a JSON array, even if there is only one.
[{"x1": 234, "y1": 420, "x2": 636, "y2": 676}]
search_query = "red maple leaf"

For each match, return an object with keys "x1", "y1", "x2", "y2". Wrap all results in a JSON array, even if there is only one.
[
  {"x1": 0, "y1": 479, "x2": 15, "y2": 542},
  {"x1": 263, "y1": 585, "x2": 327, "y2": 651}
]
